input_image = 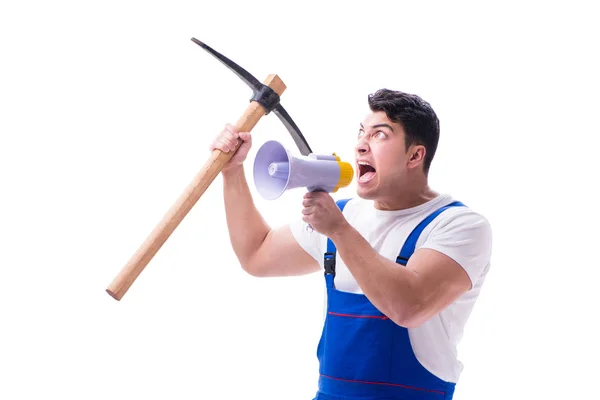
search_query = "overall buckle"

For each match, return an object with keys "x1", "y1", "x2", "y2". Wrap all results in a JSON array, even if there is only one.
[{"x1": 324, "y1": 252, "x2": 336, "y2": 276}]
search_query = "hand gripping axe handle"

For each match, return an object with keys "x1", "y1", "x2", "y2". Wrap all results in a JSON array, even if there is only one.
[{"x1": 106, "y1": 38, "x2": 313, "y2": 301}]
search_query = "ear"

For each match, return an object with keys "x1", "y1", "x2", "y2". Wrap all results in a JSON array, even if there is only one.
[{"x1": 407, "y1": 145, "x2": 426, "y2": 170}]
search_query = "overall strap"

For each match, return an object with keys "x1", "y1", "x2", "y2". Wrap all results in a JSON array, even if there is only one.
[
  {"x1": 396, "y1": 201, "x2": 465, "y2": 266},
  {"x1": 324, "y1": 199, "x2": 351, "y2": 284}
]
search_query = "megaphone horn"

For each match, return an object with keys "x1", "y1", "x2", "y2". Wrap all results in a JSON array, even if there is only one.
[{"x1": 253, "y1": 140, "x2": 354, "y2": 200}]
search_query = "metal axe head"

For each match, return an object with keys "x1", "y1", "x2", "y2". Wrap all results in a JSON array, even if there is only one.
[{"x1": 191, "y1": 38, "x2": 313, "y2": 156}]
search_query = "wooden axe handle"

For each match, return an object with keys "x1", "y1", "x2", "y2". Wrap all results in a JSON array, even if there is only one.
[{"x1": 106, "y1": 74, "x2": 286, "y2": 301}]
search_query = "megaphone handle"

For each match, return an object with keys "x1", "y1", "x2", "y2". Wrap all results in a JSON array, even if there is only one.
[
  {"x1": 304, "y1": 187, "x2": 328, "y2": 233},
  {"x1": 105, "y1": 74, "x2": 287, "y2": 301}
]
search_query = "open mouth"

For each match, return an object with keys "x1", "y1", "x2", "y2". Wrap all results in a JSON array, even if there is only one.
[{"x1": 358, "y1": 162, "x2": 376, "y2": 183}]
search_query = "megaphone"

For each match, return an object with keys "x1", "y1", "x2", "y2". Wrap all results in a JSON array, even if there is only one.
[{"x1": 253, "y1": 140, "x2": 354, "y2": 200}]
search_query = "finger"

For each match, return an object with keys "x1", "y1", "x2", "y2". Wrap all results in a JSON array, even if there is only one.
[
  {"x1": 302, "y1": 197, "x2": 316, "y2": 207},
  {"x1": 214, "y1": 136, "x2": 229, "y2": 152},
  {"x1": 222, "y1": 128, "x2": 238, "y2": 140},
  {"x1": 238, "y1": 132, "x2": 251, "y2": 142},
  {"x1": 225, "y1": 123, "x2": 239, "y2": 135},
  {"x1": 212, "y1": 127, "x2": 237, "y2": 151},
  {"x1": 304, "y1": 191, "x2": 328, "y2": 201},
  {"x1": 221, "y1": 129, "x2": 239, "y2": 147},
  {"x1": 301, "y1": 206, "x2": 315, "y2": 215},
  {"x1": 229, "y1": 138, "x2": 241, "y2": 153},
  {"x1": 221, "y1": 134, "x2": 241, "y2": 152},
  {"x1": 211, "y1": 138, "x2": 229, "y2": 152},
  {"x1": 238, "y1": 132, "x2": 252, "y2": 151},
  {"x1": 215, "y1": 138, "x2": 235, "y2": 153}
]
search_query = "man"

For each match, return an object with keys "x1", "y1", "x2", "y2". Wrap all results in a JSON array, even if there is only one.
[{"x1": 211, "y1": 89, "x2": 493, "y2": 399}]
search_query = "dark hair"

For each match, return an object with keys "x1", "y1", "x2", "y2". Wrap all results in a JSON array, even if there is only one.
[{"x1": 367, "y1": 89, "x2": 440, "y2": 174}]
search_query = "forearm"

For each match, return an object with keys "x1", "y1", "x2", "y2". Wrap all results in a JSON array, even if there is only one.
[
  {"x1": 330, "y1": 224, "x2": 420, "y2": 325},
  {"x1": 222, "y1": 166, "x2": 270, "y2": 269}
]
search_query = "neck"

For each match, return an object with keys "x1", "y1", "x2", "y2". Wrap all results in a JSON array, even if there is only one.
[{"x1": 374, "y1": 174, "x2": 438, "y2": 211}]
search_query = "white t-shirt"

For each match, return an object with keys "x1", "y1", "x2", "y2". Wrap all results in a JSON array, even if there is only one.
[{"x1": 289, "y1": 193, "x2": 493, "y2": 383}]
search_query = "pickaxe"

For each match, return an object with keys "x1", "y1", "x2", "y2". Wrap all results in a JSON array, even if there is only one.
[{"x1": 106, "y1": 38, "x2": 314, "y2": 301}]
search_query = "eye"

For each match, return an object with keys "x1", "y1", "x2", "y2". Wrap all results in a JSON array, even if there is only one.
[
  {"x1": 374, "y1": 130, "x2": 387, "y2": 139},
  {"x1": 358, "y1": 129, "x2": 365, "y2": 137}
]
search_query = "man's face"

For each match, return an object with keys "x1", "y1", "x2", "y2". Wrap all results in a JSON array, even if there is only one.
[{"x1": 354, "y1": 111, "x2": 411, "y2": 201}]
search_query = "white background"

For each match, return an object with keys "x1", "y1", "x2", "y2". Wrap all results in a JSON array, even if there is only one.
[{"x1": 1, "y1": 1, "x2": 598, "y2": 399}]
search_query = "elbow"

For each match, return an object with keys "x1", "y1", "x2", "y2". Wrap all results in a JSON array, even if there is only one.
[
  {"x1": 395, "y1": 314, "x2": 424, "y2": 329},
  {"x1": 241, "y1": 264, "x2": 266, "y2": 277},
  {"x1": 238, "y1": 230, "x2": 272, "y2": 277},
  {"x1": 389, "y1": 299, "x2": 427, "y2": 329},
  {"x1": 239, "y1": 254, "x2": 268, "y2": 278},
  {"x1": 240, "y1": 260, "x2": 262, "y2": 277}
]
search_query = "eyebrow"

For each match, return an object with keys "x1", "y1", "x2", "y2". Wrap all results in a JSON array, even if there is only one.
[{"x1": 360, "y1": 123, "x2": 394, "y2": 132}]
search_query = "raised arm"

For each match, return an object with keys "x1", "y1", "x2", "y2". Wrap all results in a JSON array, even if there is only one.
[{"x1": 213, "y1": 124, "x2": 320, "y2": 277}]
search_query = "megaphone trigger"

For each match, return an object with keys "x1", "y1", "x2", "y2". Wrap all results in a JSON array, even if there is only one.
[{"x1": 253, "y1": 140, "x2": 354, "y2": 200}]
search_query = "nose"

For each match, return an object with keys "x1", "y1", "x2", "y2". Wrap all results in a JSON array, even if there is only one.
[{"x1": 355, "y1": 136, "x2": 369, "y2": 154}]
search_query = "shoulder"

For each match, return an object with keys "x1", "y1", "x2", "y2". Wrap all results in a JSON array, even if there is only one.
[
  {"x1": 419, "y1": 200, "x2": 493, "y2": 285},
  {"x1": 334, "y1": 197, "x2": 370, "y2": 217},
  {"x1": 438, "y1": 203, "x2": 490, "y2": 229},
  {"x1": 419, "y1": 197, "x2": 492, "y2": 237}
]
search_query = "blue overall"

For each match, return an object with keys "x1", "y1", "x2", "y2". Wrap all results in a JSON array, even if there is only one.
[{"x1": 314, "y1": 199, "x2": 465, "y2": 400}]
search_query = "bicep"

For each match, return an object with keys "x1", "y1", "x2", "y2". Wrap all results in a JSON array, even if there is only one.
[
  {"x1": 404, "y1": 248, "x2": 472, "y2": 326},
  {"x1": 407, "y1": 210, "x2": 493, "y2": 323},
  {"x1": 246, "y1": 225, "x2": 321, "y2": 277}
]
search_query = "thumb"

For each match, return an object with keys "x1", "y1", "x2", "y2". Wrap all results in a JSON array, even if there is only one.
[{"x1": 238, "y1": 132, "x2": 252, "y2": 150}]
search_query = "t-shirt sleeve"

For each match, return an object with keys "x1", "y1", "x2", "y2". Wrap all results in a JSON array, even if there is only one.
[
  {"x1": 419, "y1": 209, "x2": 493, "y2": 288},
  {"x1": 289, "y1": 219, "x2": 326, "y2": 269}
]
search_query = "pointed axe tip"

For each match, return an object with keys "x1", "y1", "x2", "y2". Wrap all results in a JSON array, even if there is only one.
[{"x1": 190, "y1": 37, "x2": 205, "y2": 46}]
